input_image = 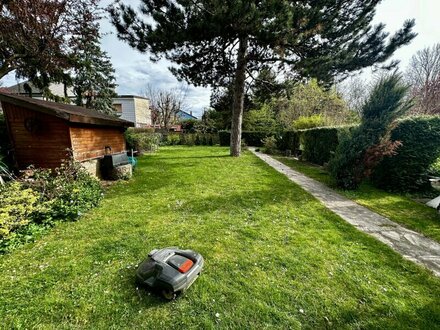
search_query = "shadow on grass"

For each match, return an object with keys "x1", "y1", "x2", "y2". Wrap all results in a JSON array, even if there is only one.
[{"x1": 117, "y1": 267, "x2": 170, "y2": 308}]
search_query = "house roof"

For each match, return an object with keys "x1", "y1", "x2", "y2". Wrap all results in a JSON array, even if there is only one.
[
  {"x1": 0, "y1": 92, "x2": 134, "y2": 127},
  {"x1": 177, "y1": 110, "x2": 197, "y2": 120}
]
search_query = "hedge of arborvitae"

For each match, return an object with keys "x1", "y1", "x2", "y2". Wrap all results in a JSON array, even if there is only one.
[
  {"x1": 218, "y1": 131, "x2": 230, "y2": 146},
  {"x1": 277, "y1": 131, "x2": 300, "y2": 153},
  {"x1": 164, "y1": 133, "x2": 220, "y2": 146},
  {"x1": 371, "y1": 117, "x2": 440, "y2": 192},
  {"x1": 300, "y1": 127, "x2": 340, "y2": 165},
  {"x1": 275, "y1": 127, "x2": 355, "y2": 164}
]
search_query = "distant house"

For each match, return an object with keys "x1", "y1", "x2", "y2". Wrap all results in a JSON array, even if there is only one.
[
  {"x1": 176, "y1": 110, "x2": 197, "y2": 121},
  {"x1": 112, "y1": 95, "x2": 152, "y2": 128},
  {"x1": 0, "y1": 92, "x2": 133, "y2": 176}
]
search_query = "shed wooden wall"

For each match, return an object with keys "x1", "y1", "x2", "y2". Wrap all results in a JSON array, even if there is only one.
[
  {"x1": 2, "y1": 102, "x2": 71, "y2": 169},
  {"x1": 70, "y1": 126, "x2": 126, "y2": 161}
]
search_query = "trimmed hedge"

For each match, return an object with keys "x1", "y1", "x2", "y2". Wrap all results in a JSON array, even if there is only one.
[
  {"x1": 277, "y1": 130, "x2": 300, "y2": 153},
  {"x1": 219, "y1": 131, "x2": 230, "y2": 146},
  {"x1": 300, "y1": 127, "x2": 340, "y2": 165},
  {"x1": 371, "y1": 117, "x2": 440, "y2": 192},
  {"x1": 163, "y1": 133, "x2": 220, "y2": 146},
  {"x1": 242, "y1": 131, "x2": 274, "y2": 147},
  {"x1": 299, "y1": 126, "x2": 356, "y2": 165},
  {"x1": 217, "y1": 131, "x2": 274, "y2": 147}
]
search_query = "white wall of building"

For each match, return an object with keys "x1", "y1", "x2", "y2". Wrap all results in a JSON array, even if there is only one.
[
  {"x1": 134, "y1": 98, "x2": 151, "y2": 127},
  {"x1": 112, "y1": 98, "x2": 136, "y2": 123},
  {"x1": 112, "y1": 96, "x2": 151, "y2": 127}
]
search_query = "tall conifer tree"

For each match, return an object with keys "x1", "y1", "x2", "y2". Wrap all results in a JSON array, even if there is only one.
[
  {"x1": 72, "y1": 0, "x2": 117, "y2": 114},
  {"x1": 110, "y1": 0, "x2": 416, "y2": 156}
]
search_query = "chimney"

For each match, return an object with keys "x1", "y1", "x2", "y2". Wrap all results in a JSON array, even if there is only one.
[{"x1": 190, "y1": 111, "x2": 193, "y2": 116}]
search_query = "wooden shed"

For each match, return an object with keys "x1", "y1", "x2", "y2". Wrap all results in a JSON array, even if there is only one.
[{"x1": 0, "y1": 92, "x2": 134, "y2": 173}]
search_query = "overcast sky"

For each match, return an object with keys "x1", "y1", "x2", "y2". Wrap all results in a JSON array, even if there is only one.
[{"x1": 3, "y1": 0, "x2": 440, "y2": 117}]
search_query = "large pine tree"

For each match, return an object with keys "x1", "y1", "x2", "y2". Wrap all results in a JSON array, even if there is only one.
[
  {"x1": 71, "y1": 0, "x2": 117, "y2": 114},
  {"x1": 110, "y1": 0, "x2": 416, "y2": 156}
]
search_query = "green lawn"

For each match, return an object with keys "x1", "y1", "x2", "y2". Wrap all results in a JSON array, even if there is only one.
[
  {"x1": 1, "y1": 146, "x2": 440, "y2": 329},
  {"x1": 276, "y1": 156, "x2": 440, "y2": 243}
]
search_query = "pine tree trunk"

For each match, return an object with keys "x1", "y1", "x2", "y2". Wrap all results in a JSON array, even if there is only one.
[{"x1": 230, "y1": 36, "x2": 248, "y2": 157}]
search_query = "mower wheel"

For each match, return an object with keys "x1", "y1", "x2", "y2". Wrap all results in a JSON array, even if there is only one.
[{"x1": 162, "y1": 289, "x2": 177, "y2": 300}]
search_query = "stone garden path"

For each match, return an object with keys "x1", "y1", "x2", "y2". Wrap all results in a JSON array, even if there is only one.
[{"x1": 250, "y1": 148, "x2": 440, "y2": 277}]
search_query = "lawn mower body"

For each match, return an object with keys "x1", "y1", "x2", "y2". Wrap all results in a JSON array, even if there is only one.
[{"x1": 136, "y1": 247, "x2": 204, "y2": 299}]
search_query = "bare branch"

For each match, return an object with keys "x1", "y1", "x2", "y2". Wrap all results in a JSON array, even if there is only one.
[{"x1": 144, "y1": 84, "x2": 188, "y2": 128}]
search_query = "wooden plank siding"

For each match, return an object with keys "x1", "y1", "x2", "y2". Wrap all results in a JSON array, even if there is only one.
[
  {"x1": 70, "y1": 126, "x2": 126, "y2": 161},
  {"x1": 2, "y1": 102, "x2": 71, "y2": 169}
]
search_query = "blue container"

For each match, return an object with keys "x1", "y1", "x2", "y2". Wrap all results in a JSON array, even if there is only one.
[{"x1": 128, "y1": 156, "x2": 137, "y2": 168}]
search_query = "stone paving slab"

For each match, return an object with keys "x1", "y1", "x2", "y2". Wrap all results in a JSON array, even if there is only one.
[{"x1": 250, "y1": 148, "x2": 440, "y2": 277}]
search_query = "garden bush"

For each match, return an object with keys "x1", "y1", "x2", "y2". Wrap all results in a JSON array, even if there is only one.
[
  {"x1": 328, "y1": 74, "x2": 411, "y2": 190},
  {"x1": 293, "y1": 115, "x2": 325, "y2": 130},
  {"x1": 24, "y1": 158, "x2": 103, "y2": 222},
  {"x1": 0, "y1": 182, "x2": 39, "y2": 238},
  {"x1": 429, "y1": 157, "x2": 440, "y2": 177},
  {"x1": 125, "y1": 129, "x2": 161, "y2": 153},
  {"x1": 165, "y1": 134, "x2": 181, "y2": 145},
  {"x1": 161, "y1": 133, "x2": 220, "y2": 146},
  {"x1": 0, "y1": 158, "x2": 103, "y2": 252},
  {"x1": 371, "y1": 117, "x2": 440, "y2": 192},
  {"x1": 262, "y1": 136, "x2": 277, "y2": 154}
]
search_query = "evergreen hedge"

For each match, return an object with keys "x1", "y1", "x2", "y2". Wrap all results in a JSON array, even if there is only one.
[
  {"x1": 300, "y1": 127, "x2": 340, "y2": 165},
  {"x1": 371, "y1": 117, "x2": 440, "y2": 192},
  {"x1": 242, "y1": 131, "x2": 273, "y2": 147},
  {"x1": 218, "y1": 131, "x2": 231, "y2": 146},
  {"x1": 299, "y1": 126, "x2": 356, "y2": 165},
  {"x1": 277, "y1": 130, "x2": 300, "y2": 154},
  {"x1": 162, "y1": 133, "x2": 219, "y2": 146},
  {"x1": 218, "y1": 131, "x2": 274, "y2": 147}
]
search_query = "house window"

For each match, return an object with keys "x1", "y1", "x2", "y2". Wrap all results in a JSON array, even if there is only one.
[{"x1": 113, "y1": 103, "x2": 122, "y2": 113}]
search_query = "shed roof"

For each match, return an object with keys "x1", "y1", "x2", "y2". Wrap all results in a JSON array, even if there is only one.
[{"x1": 0, "y1": 92, "x2": 134, "y2": 127}]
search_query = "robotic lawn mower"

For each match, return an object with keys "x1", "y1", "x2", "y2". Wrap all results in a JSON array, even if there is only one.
[{"x1": 136, "y1": 247, "x2": 204, "y2": 300}]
